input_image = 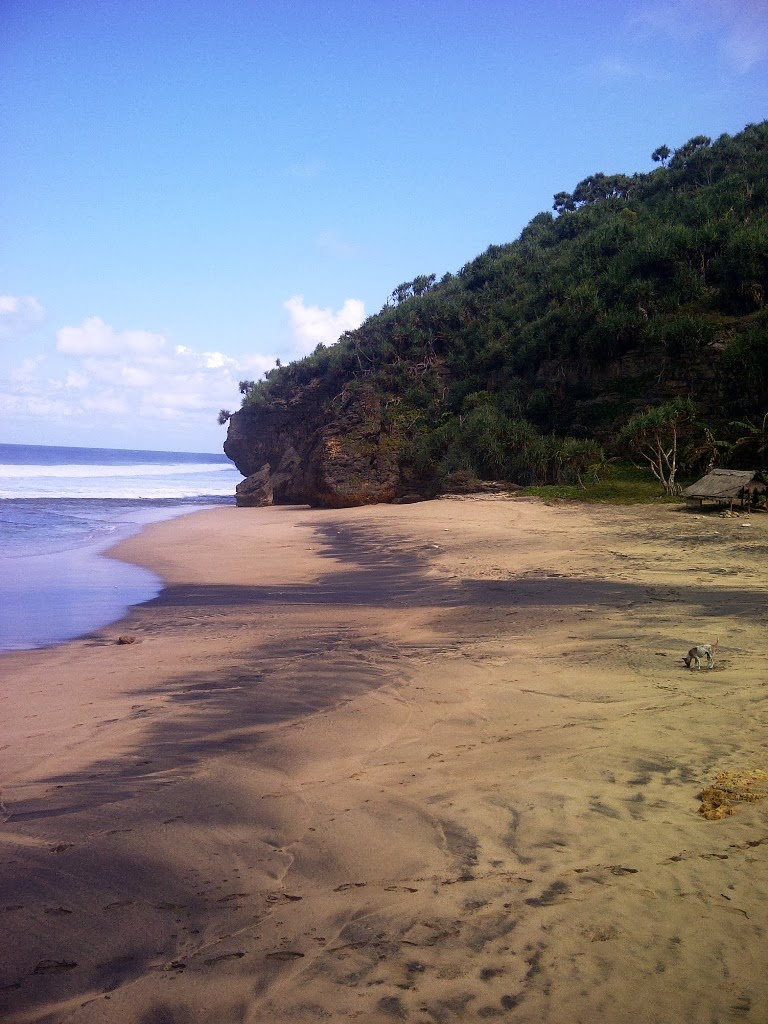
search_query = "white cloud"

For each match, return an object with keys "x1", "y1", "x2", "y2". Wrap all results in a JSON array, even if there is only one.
[
  {"x1": 630, "y1": 0, "x2": 768, "y2": 72},
  {"x1": 120, "y1": 365, "x2": 156, "y2": 389},
  {"x1": 141, "y1": 388, "x2": 210, "y2": 414},
  {"x1": 0, "y1": 295, "x2": 45, "y2": 338},
  {"x1": 82, "y1": 393, "x2": 129, "y2": 416},
  {"x1": 3, "y1": 297, "x2": 364, "y2": 442},
  {"x1": 57, "y1": 316, "x2": 166, "y2": 357},
  {"x1": 65, "y1": 370, "x2": 90, "y2": 389},
  {"x1": 719, "y1": 0, "x2": 768, "y2": 73},
  {"x1": 10, "y1": 355, "x2": 45, "y2": 382},
  {"x1": 2, "y1": 313, "x2": 244, "y2": 433},
  {"x1": 237, "y1": 352, "x2": 278, "y2": 375},
  {"x1": 202, "y1": 351, "x2": 236, "y2": 370},
  {"x1": 1, "y1": 391, "x2": 74, "y2": 417},
  {"x1": 283, "y1": 295, "x2": 365, "y2": 355}
]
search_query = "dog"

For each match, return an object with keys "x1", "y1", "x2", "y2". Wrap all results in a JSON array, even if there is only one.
[{"x1": 683, "y1": 639, "x2": 718, "y2": 670}]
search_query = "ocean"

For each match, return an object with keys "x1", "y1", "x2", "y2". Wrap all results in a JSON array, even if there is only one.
[{"x1": 0, "y1": 443, "x2": 242, "y2": 652}]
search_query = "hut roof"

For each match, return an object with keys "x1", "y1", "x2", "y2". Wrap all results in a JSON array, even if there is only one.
[{"x1": 683, "y1": 468, "x2": 767, "y2": 500}]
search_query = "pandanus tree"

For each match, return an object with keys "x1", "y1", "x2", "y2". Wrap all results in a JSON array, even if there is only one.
[
  {"x1": 729, "y1": 413, "x2": 768, "y2": 468},
  {"x1": 651, "y1": 145, "x2": 671, "y2": 166},
  {"x1": 618, "y1": 398, "x2": 697, "y2": 495}
]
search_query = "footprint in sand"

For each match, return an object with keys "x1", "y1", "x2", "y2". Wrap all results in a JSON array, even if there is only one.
[
  {"x1": 524, "y1": 880, "x2": 570, "y2": 907},
  {"x1": 265, "y1": 892, "x2": 303, "y2": 904},
  {"x1": 164, "y1": 961, "x2": 187, "y2": 972},
  {"x1": 33, "y1": 960, "x2": 78, "y2": 975},
  {"x1": 378, "y1": 995, "x2": 407, "y2": 1017},
  {"x1": 480, "y1": 967, "x2": 505, "y2": 980},
  {"x1": 216, "y1": 893, "x2": 249, "y2": 905},
  {"x1": 203, "y1": 951, "x2": 245, "y2": 967}
]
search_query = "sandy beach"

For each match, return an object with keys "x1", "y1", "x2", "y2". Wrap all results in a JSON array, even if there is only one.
[{"x1": 1, "y1": 496, "x2": 767, "y2": 1024}]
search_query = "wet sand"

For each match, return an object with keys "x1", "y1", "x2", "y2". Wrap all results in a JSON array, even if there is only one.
[{"x1": 1, "y1": 497, "x2": 767, "y2": 1023}]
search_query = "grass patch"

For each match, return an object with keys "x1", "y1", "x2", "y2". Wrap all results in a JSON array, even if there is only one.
[{"x1": 519, "y1": 462, "x2": 689, "y2": 505}]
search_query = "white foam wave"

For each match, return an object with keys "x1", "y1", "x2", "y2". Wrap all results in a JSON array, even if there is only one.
[
  {"x1": 2, "y1": 481, "x2": 239, "y2": 499},
  {"x1": 0, "y1": 462, "x2": 232, "y2": 478},
  {"x1": 0, "y1": 463, "x2": 242, "y2": 499}
]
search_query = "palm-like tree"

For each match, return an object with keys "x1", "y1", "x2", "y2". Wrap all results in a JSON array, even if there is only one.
[{"x1": 728, "y1": 413, "x2": 768, "y2": 468}]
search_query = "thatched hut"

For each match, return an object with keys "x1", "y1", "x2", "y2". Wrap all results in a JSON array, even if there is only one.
[{"x1": 683, "y1": 469, "x2": 767, "y2": 510}]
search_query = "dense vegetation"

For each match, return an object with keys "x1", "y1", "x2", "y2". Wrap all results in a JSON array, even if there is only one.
[{"x1": 229, "y1": 122, "x2": 768, "y2": 489}]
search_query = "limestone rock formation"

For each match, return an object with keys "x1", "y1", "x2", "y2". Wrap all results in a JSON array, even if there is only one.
[
  {"x1": 235, "y1": 464, "x2": 273, "y2": 507},
  {"x1": 225, "y1": 383, "x2": 405, "y2": 508}
]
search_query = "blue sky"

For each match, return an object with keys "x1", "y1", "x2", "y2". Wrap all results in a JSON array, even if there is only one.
[{"x1": 1, "y1": 0, "x2": 766, "y2": 453}]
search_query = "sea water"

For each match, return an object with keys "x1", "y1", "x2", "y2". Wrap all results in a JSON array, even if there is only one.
[{"x1": 0, "y1": 443, "x2": 242, "y2": 651}]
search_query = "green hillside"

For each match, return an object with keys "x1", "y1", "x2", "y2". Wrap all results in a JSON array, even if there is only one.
[{"x1": 232, "y1": 122, "x2": 768, "y2": 489}]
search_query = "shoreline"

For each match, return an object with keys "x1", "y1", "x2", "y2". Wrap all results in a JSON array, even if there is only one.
[
  {"x1": 0, "y1": 502, "x2": 228, "y2": 653},
  {"x1": 1, "y1": 498, "x2": 767, "y2": 1023}
]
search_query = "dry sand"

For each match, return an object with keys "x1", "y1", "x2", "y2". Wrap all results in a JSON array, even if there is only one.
[{"x1": 1, "y1": 496, "x2": 767, "y2": 1024}]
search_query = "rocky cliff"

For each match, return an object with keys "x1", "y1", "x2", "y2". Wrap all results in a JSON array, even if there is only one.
[{"x1": 224, "y1": 382, "x2": 407, "y2": 508}]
